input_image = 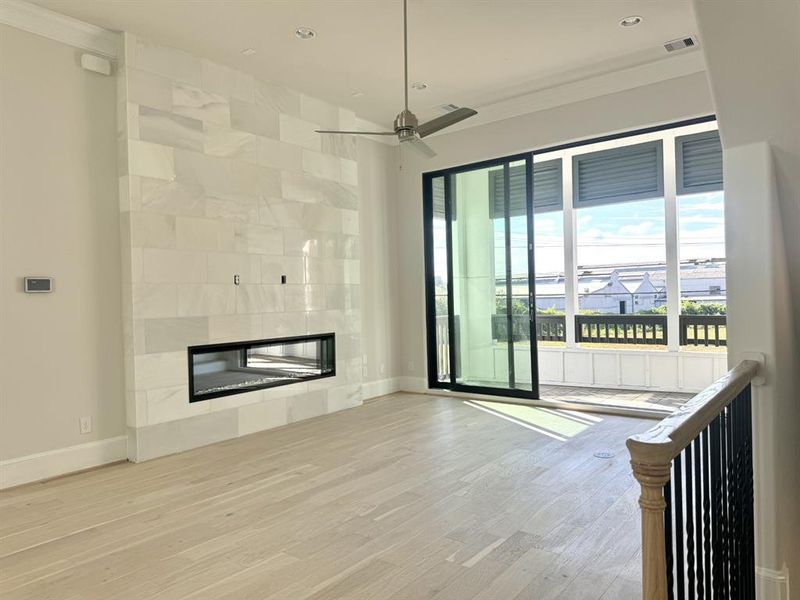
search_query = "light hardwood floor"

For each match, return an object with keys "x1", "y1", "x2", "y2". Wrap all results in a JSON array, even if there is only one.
[{"x1": 0, "y1": 392, "x2": 654, "y2": 600}]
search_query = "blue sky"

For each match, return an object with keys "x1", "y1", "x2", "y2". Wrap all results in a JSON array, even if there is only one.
[{"x1": 429, "y1": 191, "x2": 725, "y2": 279}]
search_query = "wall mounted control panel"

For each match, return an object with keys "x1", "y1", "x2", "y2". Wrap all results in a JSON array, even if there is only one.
[{"x1": 24, "y1": 277, "x2": 53, "y2": 293}]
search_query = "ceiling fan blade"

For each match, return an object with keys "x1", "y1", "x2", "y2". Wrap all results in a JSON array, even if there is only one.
[
  {"x1": 416, "y1": 107, "x2": 478, "y2": 138},
  {"x1": 402, "y1": 136, "x2": 436, "y2": 158},
  {"x1": 315, "y1": 130, "x2": 396, "y2": 135}
]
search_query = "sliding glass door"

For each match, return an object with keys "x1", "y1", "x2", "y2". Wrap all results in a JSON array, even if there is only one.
[{"x1": 424, "y1": 154, "x2": 539, "y2": 400}]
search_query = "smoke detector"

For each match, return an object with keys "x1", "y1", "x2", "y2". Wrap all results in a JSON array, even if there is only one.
[{"x1": 664, "y1": 36, "x2": 698, "y2": 53}]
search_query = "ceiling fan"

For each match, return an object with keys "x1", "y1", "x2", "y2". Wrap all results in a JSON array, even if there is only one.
[{"x1": 315, "y1": 0, "x2": 477, "y2": 158}]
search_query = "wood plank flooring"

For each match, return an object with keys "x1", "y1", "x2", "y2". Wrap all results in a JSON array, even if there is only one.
[{"x1": 0, "y1": 392, "x2": 654, "y2": 600}]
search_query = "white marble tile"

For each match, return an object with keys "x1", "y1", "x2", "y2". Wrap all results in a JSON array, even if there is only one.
[
  {"x1": 302, "y1": 150, "x2": 341, "y2": 182},
  {"x1": 286, "y1": 390, "x2": 327, "y2": 423},
  {"x1": 210, "y1": 388, "x2": 265, "y2": 411},
  {"x1": 130, "y1": 247, "x2": 144, "y2": 283},
  {"x1": 325, "y1": 285, "x2": 359, "y2": 310},
  {"x1": 173, "y1": 149, "x2": 231, "y2": 197},
  {"x1": 132, "y1": 283, "x2": 178, "y2": 318},
  {"x1": 173, "y1": 82, "x2": 230, "y2": 126},
  {"x1": 341, "y1": 209, "x2": 359, "y2": 235},
  {"x1": 235, "y1": 284, "x2": 284, "y2": 314},
  {"x1": 300, "y1": 94, "x2": 339, "y2": 129},
  {"x1": 177, "y1": 284, "x2": 236, "y2": 317},
  {"x1": 261, "y1": 255, "x2": 303, "y2": 284},
  {"x1": 134, "y1": 351, "x2": 187, "y2": 390},
  {"x1": 176, "y1": 216, "x2": 235, "y2": 251},
  {"x1": 142, "y1": 248, "x2": 207, "y2": 283},
  {"x1": 234, "y1": 224, "x2": 283, "y2": 255},
  {"x1": 279, "y1": 114, "x2": 321, "y2": 151},
  {"x1": 230, "y1": 162, "x2": 281, "y2": 197},
  {"x1": 326, "y1": 384, "x2": 363, "y2": 413},
  {"x1": 254, "y1": 79, "x2": 300, "y2": 116},
  {"x1": 147, "y1": 385, "x2": 209, "y2": 425},
  {"x1": 259, "y1": 201, "x2": 304, "y2": 228},
  {"x1": 303, "y1": 203, "x2": 343, "y2": 234},
  {"x1": 230, "y1": 99, "x2": 279, "y2": 138},
  {"x1": 238, "y1": 398, "x2": 288, "y2": 436},
  {"x1": 128, "y1": 140, "x2": 175, "y2": 181},
  {"x1": 130, "y1": 212, "x2": 176, "y2": 248},
  {"x1": 139, "y1": 106, "x2": 203, "y2": 152},
  {"x1": 283, "y1": 284, "x2": 325, "y2": 312},
  {"x1": 321, "y1": 134, "x2": 357, "y2": 161},
  {"x1": 201, "y1": 59, "x2": 255, "y2": 102},
  {"x1": 280, "y1": 171, "x2": 322, "y2": 203},
  {"x1": 126, "y1": 68, "x2": 173, "y2": 112},
  {"x1": 177, "y1": 410, "x2": 238, "y2": 452},
  {"x1": 208, "y1": 314, "x2": 261, "y2": 342},
  {"x1": 203, "y1": 123, "x2": 257, "y2": 161},
  {"x1": 261, "y1": 312, "x2": 308, "y2": 338},
  {"x1": 208, "y1": 252, "x2": 261, "y2": 284},
  {"x1": 144, "y1": 317, "x2": 209, "y2": 353},
  {"x1": 206, "y1": 195, "x2": 260, "y2": 223},
  {"x1": 283, "y1": 229, "x2": 323, "y2": 257},
  {"x1": 257, "y1": 137, "x2": 302, "y2": 172},
  {"x1": 340, "y1": 158, "x2": 358, "y2": 186},
  {"x1": 338, "y1": 108, "x2": 358, "y2": 131},
  {"x1": 343, "y1": 259, "x2": 360, "y2": 284},
  {"x1": 140, "y1": 177, "x2": 207, "y2": 216},
  {"x1": 136, "y1": 37, "x2": 201, "y2": 85}
]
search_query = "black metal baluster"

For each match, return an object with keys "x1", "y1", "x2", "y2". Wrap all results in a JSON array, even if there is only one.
[
  {"x1": 685, "y1": 444, "x2": 696, "y2": 596},
  {"x1": 674, "y1": 452, "x2": 686, "y2": 600},
  {"x1": 720, "y1": 407, "x2": 730, "y2": 596},
  {"x1": 694, "y1": 435, "x2": 705, "y2": 599},
  {"x1": 702, "y1": 429, "x2": 712, "y2": 598},
  {"x1": 743, "y1": 386, "x2": 756, "y2": 599},
  {"x1": 710, "y1": 415, "x2": 723, "y2": 597}
]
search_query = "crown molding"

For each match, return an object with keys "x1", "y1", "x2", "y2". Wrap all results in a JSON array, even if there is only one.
[
  {"x1": 0, "y1": 0, "x2": 120, "y2": 59},
  {"x1": 423, "y1": 50, "x2": 707, "y2": 138}
]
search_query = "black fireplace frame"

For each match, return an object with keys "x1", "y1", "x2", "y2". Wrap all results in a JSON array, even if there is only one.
[{"x1": 187, "y1": 333, "x2": 336, "y2": 402}]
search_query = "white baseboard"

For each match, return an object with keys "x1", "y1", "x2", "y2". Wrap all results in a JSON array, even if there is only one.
[
  {"x1": 396, "y1": 376, "x2": 428, "y2": 394},
  {"x1": 0, "y1": 436, "x2": 128, "y2": 489},
  {"x1": 361, "y1": 377, "x2": 401, "y2": 400},
  {"x1": 758, "y1": 566, "x2": 790, "y2": 600}
]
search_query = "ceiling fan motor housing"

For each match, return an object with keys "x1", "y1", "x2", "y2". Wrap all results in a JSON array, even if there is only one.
[{"x1": 394, "y1": 109, "x2": 418, "y2": 134}]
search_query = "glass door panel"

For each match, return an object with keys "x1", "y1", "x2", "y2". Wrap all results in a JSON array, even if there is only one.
[{"x1": 425, "y1": 155, "x2": 538, "y2": 399}]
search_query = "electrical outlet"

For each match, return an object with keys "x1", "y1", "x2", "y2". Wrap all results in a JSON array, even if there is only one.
[
  {"x1": 79, "y1": 416, "x2": 92, "y2": 435},
  {"x1": 408, "y1": 360, "x2": 415, "y2": 373},
  {"x1": 379, "y1": 363, "x2": 386, "y2": 375}
]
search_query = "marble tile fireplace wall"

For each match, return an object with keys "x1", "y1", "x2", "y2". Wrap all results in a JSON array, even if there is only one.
[{"x1": 117, "y1": 34, "x2": 363, "y2": 461}]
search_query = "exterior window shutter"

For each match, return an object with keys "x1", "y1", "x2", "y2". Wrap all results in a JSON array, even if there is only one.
[
  {"x1": 489, "y1": 159, "x2": 562, "y2": 218},
  {"x1": 432, "y1": 177, "x2": 446, "y2": 218},
  {"x1": 572, "y1": 140, "x2": 664, "y2": 208},
  {"x1": 676, "y1": 130, "x2": 723, "y2": 194}
]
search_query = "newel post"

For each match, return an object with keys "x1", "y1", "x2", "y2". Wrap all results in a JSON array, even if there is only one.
[{"x1": 630, "y1": 460, "x2": 671, "y2": 600}]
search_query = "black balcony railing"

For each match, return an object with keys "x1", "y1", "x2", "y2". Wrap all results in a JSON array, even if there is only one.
[
  {"x1": 576, "y1": 314, "x2": 668, "y2": 345},
  {"x1": 680, "y1": 315, "x2": 727, "y2": 347},
  {"x1": 491, "y1": 314, "x2": 566, "y2": 342}
]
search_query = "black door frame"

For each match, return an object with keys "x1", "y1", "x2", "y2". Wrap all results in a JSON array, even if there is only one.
[{"x1": 423, "y1": 152, "x2": 540, "y2": 401}]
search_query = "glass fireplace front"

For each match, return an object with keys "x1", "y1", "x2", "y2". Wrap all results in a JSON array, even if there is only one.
[{"x1": 188, "y1": 333, "x2": 335, "y2": 402}]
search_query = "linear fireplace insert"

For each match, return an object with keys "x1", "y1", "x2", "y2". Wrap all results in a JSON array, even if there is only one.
[{"x1": 188, "y1": 333, "x2": 335, "y2": 402}]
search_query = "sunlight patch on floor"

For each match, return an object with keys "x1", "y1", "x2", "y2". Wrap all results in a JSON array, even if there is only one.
[{"x1": 464, "y1": 400, "x2": 601, "y2": 440}]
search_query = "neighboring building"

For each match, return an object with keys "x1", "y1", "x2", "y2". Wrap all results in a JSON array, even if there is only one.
[{"x1": 504, "y1": 259, "x2": 726, "y2": 314}]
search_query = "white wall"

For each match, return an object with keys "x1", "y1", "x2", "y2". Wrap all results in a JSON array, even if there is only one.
[
  {"x1": 357, "y1": 137, "x2": 401, "y2": 392},
  {"x1": 395, "y1": 71, "x2": 715, "y2": 382},
  {"x1": 693, "y1": 0, "x2": 800, "y2": 591},
  {"x1": 0, "y1": 27, "x2": 125, "y2": 465}
]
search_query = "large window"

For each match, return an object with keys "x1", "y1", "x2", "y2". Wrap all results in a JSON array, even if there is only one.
[{"x1": 423, "y1": 117, "x2": 726, "y2": 402}]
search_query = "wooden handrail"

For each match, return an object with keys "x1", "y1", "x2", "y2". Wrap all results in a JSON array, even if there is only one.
[
  {"x1": 627, "y1": 359, "x2": 759, "y2": 465},
  {"x1": 626, "y1": 359, "x2": 760, "y2": 600}
]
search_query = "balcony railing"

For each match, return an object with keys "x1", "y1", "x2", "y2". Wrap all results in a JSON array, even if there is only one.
[
  {"x1": 576, "y1": 314, "x2": 668, "y2": 345},
  {"x1": 487, "y1": 314, "x2": 726, "y2": 347},
  {"x1": 680, "y1": 315, "x2": 727, "y2": 347}
]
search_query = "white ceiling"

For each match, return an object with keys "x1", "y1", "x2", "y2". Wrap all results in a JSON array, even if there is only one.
[{"x1": 31, "y1": 0, "x2": 699, "y2": 127}]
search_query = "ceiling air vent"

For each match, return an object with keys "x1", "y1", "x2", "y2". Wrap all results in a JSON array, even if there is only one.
[
  {"x1": 664, "y1": 36, "x2": 698, "y2": 53},
  {"x1": 440, "y1": 103, "x2": 460, "y2": 113}
]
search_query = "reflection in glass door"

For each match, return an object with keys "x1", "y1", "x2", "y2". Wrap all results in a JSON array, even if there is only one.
[{"x1": 424, "y1": 155, "x2": 539, "y2": 399}]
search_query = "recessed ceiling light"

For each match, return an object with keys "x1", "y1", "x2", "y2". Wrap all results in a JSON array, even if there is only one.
[
  {"x1": 295, "y1": 27, "x2": 316, "y2": 40},
  {"x1": 619, "y1": 15, "x2": 643, "y2": 27},
  {"x1": 411, "y1": 82, "x2": 428, "y2": 91},
  {"x1": 241, "y1": 48, "x2": 256, "y2": 56}
]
